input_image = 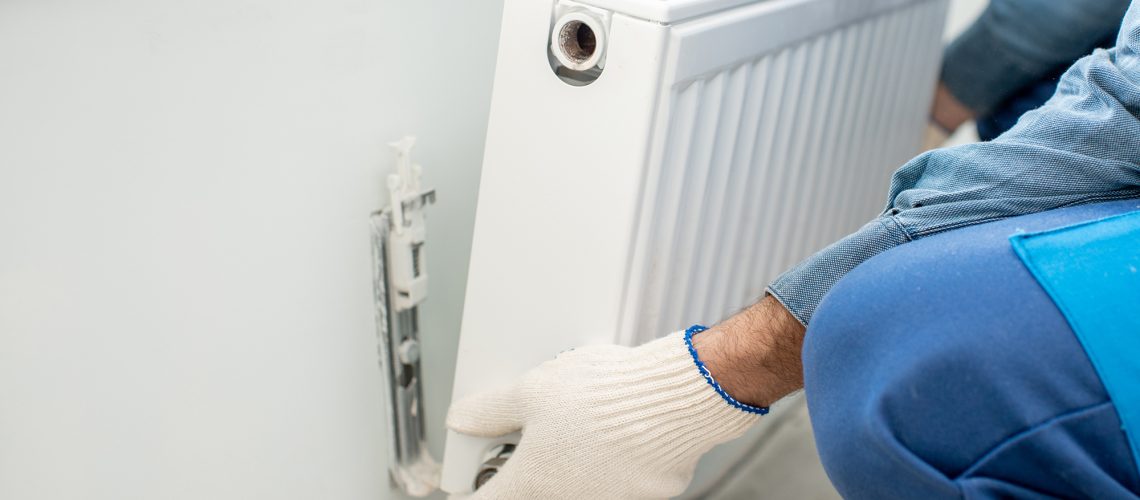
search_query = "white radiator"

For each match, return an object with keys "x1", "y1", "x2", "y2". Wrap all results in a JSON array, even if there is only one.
[{"x1": 443, "y1": 0, "x2": 947, "y2": 494}]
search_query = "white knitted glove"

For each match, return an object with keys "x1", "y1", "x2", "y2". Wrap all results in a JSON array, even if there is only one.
[{"x1": 445, "y1": 328, "x2": 763, "y2": 499}]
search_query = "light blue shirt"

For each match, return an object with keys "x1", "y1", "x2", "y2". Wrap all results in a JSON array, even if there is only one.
[{"x1": 769, "y1": 0, "x2": 1140, "y2": 325}]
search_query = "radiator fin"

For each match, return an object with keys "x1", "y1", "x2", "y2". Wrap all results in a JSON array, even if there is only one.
[{"x1": 624, "y1": 1, "x2": 946, "y2": 342}]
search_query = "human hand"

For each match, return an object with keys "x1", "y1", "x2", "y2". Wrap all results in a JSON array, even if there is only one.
[{"x1": 445, "y1": 329, "x2": 762, "y2": 499}]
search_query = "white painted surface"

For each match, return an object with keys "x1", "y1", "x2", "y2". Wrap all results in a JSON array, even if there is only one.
[
  {"x1": 0, "y1": 1, "x2": 501, "y2": 498},
  {"x1": 578, "y1": 0, "x2": 943, "y2": 24}
]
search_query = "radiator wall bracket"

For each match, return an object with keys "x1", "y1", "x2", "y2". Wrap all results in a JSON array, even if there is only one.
[{"x1": 371, "y1": 136, "x2": 440, "y2": 497}]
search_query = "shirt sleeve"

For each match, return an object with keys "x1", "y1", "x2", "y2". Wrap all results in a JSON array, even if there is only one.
[
  {"x1": 769, "y1": 3, "x2": 1140, "y2": 326},
  {"x1": 941, "y1": 0, "x2": 1131, "y2": 115}
]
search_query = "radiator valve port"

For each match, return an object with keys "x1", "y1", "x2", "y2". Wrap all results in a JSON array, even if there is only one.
[
  {"x1": 550, "y1": 9, "x2": 606, "y2": 85},
  {"x1": 557, "y1": 19, "x2": 597, "y2": 67}
]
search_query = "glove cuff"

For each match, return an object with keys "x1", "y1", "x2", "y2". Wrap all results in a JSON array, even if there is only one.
[{"x1": 605, "y1": 329, "x2": 761, "y2": 451}]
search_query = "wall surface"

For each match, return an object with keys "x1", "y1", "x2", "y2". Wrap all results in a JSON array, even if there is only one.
[{"x1": 0, "y1": 0, "x2": 501, "y2": 498}]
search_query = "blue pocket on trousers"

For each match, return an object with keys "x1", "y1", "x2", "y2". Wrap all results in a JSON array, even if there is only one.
[{"x1": 1011, "y1": 210, "x2": 1140, "y2": 473}]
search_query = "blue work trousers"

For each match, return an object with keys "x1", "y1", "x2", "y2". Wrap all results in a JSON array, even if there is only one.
[{"x1": 804, "y1": 199, "x2": 1140, "y2": 499}]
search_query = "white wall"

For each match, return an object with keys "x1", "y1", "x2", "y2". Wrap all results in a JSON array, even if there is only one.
[{"x1": 0, "y1": 0, "x2": 502, "y2": 498}]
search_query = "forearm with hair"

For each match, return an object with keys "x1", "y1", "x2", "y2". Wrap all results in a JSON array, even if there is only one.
[{"x1": 692, "y1": 295, "x2": 806, "y2": 408}]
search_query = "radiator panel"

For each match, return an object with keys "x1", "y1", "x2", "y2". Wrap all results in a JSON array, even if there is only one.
[{"x1": 621, "y1": 0, "x2": 947, "y2": 343}]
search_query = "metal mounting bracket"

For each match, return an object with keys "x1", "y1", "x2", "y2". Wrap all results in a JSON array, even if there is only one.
[{"x1": 370, "y1": 136, "x2": 440, "y2": 497}]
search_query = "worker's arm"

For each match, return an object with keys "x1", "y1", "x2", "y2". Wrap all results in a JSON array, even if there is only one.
[
  {"x1": 691, "y1": 295, "x2": 805, "y2": 408},
  {"x1": 708, "y1": 0, "x2": 1140, "y2": 429},
  {"x1": 720, "y1": 0, "x2": 1140, "y2": 423},
  {"x1": 941, "y1": 0, "x2": 1131, "y2": 118},
  {"x1": 771, "y1": 4, "x2": 1140, "y2": 325}
]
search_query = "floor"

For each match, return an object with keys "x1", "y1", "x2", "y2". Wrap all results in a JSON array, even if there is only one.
[{"x1": 705, "y1": 396, "x2": 842, "y2": 500}]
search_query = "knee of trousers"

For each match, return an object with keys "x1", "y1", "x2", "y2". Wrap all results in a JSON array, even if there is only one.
[{"x1": 801, "y1": 246, "x2": 966, "y2": 499}]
